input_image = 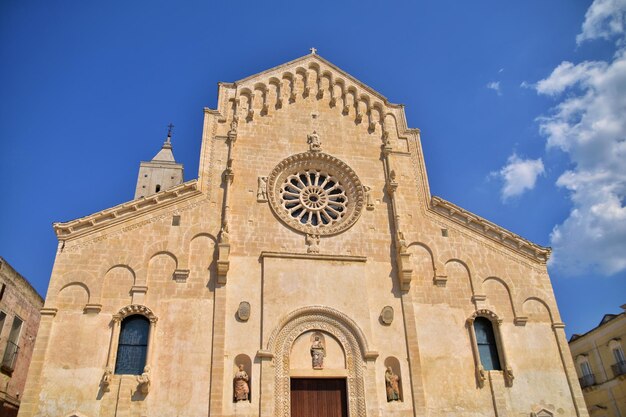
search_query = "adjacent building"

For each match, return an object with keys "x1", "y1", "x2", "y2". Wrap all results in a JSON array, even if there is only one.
[
  {"x1": 19, "y1": 52, "x2": 588, "y2": 417},
  {"x1": 569, "y1": 306, "x2": 626, "y2": 417},
  {"x1": 0, "y1": 257, "x2": 44, "y2": 417}
]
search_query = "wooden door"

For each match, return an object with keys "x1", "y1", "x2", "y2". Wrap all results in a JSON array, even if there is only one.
[{"x1": 290, "y1": 378, "x2": 348, "y2": 417}]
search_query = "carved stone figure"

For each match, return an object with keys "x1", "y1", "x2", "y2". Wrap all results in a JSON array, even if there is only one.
[
  {"x1": 310, "y1": 336, "x2": 325, "y2": 369},
  {"x1": 234, "y1": 364, "x2": 250, "y2": 402},
  {"x1": 230, "y1": 117, "x2": 238, "y2": 134},
  {"x1": 307, "y1": 130, "x2": 322, "y2": 152},
  {"x1": 137, "y1": 366, "x2": 151, "y2": 394},
  {"x1": 306, "y1": 234, "x2": 320, "y2": 254},
  {"x1": 257, "y1": 176, "x2": 268, "y2": 202},
  {"x1": 101, "y1": 366, "x2": 112, "y2": 391},
  {"x1": 385, "y1": 366, "x2": 400, "y2": 402},
  {"x1": 397, "y1": 231, "x2": 408, "y2": 253},
  {"x1": 220, "y1": 223, "x2": 230, "y2": 244},
  {"x1": 363, "y1": 186, "x2": 374, "y2": 210}
]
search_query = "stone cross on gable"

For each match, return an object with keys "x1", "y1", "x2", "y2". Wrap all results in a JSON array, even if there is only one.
[{"x1": 310, "y1": 47, "x2": 317, "y2": 55}]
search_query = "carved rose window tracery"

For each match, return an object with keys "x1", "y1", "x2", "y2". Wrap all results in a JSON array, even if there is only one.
[
  {"x1": 280, "y1": 170, "x2": 347, "y2": 227},
  {"x1": 267, "y1": 152, "x2": 364, "y2": 236}
]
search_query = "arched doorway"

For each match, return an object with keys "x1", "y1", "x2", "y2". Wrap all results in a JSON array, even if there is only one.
[{"x1": 263, "y1": 306, "x2": 376, "y2": 417}]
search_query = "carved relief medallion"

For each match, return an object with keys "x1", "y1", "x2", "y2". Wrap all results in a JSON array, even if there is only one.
[
  {"x1": 267, "y1": 152, "x2": 365, "y2": 236},
  {"x1": 237, "y1": 301, "x2": 251, "y2": 322},
  {"x1": 380, "y1": 306, "x2": 394, "y2": 325}
]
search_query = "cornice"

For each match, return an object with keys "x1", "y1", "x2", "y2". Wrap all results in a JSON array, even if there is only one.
[
  {"x1": 232, "y1": 53, "x2": 400, "y2": 108},
  {"x1": 260, "y1": 251, "x2": 367, "y2": 263},
  {"x1": 430, "y1": 196, "x2": 551, "y2": 263},
  {"x1": 53, "y1": 180, "x2": 201, "y2": 241}
]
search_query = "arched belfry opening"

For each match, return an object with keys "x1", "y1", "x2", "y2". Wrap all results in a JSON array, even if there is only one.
[{"x1": 262, "y1": 306, "x2": 378, "y2": 417}]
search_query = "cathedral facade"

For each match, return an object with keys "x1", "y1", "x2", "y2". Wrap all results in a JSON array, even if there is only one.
[{"x1": 20, "y1": 53, "x2": 588, "y2": 417}]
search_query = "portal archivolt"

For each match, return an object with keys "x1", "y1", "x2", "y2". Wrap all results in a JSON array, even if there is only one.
[{"x1": 267, "y1": 306, "x2": 371, "y2": 417}]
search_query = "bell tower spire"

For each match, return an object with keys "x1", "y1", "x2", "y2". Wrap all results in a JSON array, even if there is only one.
[{"x1": 134, "y1": 124, "x2": 184, "y2": 199}]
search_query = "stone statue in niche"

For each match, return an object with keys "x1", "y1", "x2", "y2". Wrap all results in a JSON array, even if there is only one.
[
  {"x1": 307, "y1": 130, "x2": 322, "y2": 152},
  {"x1": 385, "y1": 366, "x2": 400, "y2": 402},
  {"x1": 310, "y1": 335, "x2": 325, "y2": 369},
  {"x1": 257, "y1": 176, "x2": 268, "y2": 202},
  {"x1": 137, "y1": 366, "x2": 151, "y2": 394},
  {"x1": 234, "y1": 364, "x2": 250, "y2": 402}
]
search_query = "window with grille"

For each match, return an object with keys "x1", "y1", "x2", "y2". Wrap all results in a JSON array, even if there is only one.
[
  {"x1": 2, "y1": 316, "x2": 23, "y2": 373},
  {"x1": 115, "y1": 315, "x2": 149, "y2": 375}
]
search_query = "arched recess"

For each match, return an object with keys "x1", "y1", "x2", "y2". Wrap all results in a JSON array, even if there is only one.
[
  {"x1": 147, "y1": 251, "x2": 177, "y2": 288},
  {"x1": 444, "y1": 259, "x2": 475, "y2": 302},
  {"x1": 188, "y1": 233, "x2": 217, "y2": 284},
  {"x1": 266, "y1": 306, "x2": 372, "y2": 417},
  {"x1": 522, "y1": 296, "x2": 554, "y2": 324},
  {"x1": 101, "y1": 265, "x2": 135, "y2": 305},
  {"x1": 408, "y1": 242, "x2": 435, "y2": 283},
  {"x1": 57, "y1": 282, "x2": 90, "y2": 311},
  {"x1": 483, "y1": 277, "x2": 515, "y2": 319}
]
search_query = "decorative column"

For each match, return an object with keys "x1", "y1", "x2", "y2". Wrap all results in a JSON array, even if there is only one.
[{"x1": 466, "y1": 317, "x2": 486, "y2": 388}]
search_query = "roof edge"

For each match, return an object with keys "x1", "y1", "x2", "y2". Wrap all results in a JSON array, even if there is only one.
[
  {"x1": 430, "y1": 196, "x2": 551, "y2": 263},
  {"x1": 53, "y1": 179, "x2": 200, "y2": 241}
]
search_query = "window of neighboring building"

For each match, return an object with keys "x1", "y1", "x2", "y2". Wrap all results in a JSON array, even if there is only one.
[
  {"x1": 474, "y1": 317, "x2": 502, "y2": 371},
  {"x1": 580, "y1": 360, "x2": 592, "y2": 376},
  {"x1": 115, "y1": 315, "x2": 150, "y2": 375},
  {"x1": 609, "y1": 339, "x2": 626, "y2": 377},
  {"x1": 1, "y1": 316, "x2": 23, "y2": 373},
  {"x1": 0, "y1": 311, "x2": 6, "y2": 335}
]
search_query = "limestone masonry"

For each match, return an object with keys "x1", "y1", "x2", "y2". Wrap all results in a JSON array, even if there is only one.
[{"x1": 20, "y1": 52, "x2": 588, "y2": 417}]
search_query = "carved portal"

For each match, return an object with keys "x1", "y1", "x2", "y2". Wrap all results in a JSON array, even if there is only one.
[{"x1": 266, "y1": 306, "x2": 371, "y2": 417}]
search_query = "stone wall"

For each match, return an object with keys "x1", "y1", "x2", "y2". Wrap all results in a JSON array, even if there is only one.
[{"x1": 0, "y1": 257, "x2": 44, "y2": 417}]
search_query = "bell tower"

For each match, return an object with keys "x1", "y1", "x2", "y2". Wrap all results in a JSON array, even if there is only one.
[{"x1": 134, "y1": 124, "x2": 184, "y2": 199}]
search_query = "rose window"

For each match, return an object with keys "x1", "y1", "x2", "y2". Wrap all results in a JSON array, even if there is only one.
[
  {"x1": 280, "y1": 171, "x2": 347, "y2": 227},
  {"x1": 267, "y1": 152, "x2": 365, "y2": 236}
]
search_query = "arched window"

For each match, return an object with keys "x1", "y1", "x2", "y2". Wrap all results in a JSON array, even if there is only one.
[
  {"x1": 115, "y1": 315, "x2": 150, "y2": 375},
  {"x1": 474, "y1": 317, "x2": 501, "y2": 371},
  {"x1": 467, "y1": 310, "x2": 513, "y2": 387}
]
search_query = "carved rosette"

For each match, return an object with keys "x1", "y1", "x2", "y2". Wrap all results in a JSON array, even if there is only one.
[{"x1": 267, "y1": 152, "x2": 365, "y2": 236}]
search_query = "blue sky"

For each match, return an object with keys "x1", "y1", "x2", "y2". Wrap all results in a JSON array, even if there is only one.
[{"x1": 1, "y1": 0, "x2": 624, "y2": 337}]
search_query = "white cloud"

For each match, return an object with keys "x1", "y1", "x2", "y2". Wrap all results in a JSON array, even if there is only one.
[
  {"x1": 486, "y1": 81, "x2": 502, "y2": 95},
  {"x1": 577, "y1": 0, "x2": 626, "y2": 44},
  {"x1": 534, "y1": 0, "x2": 626, "y2": 276},
  {"x1": 495, "y1": 154, "x2": 545, "y2": 200}
]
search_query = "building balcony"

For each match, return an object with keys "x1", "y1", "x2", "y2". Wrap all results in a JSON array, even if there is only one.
[
  {"x1": 579, "y1": 373, "x2": 595, "y2": 388},
  {"x1": 612, "y1": 361, "x2": 626, "y2": 378},
  {"x1": 1, "y1": 341, "x2": 19, "y2": 374}
]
